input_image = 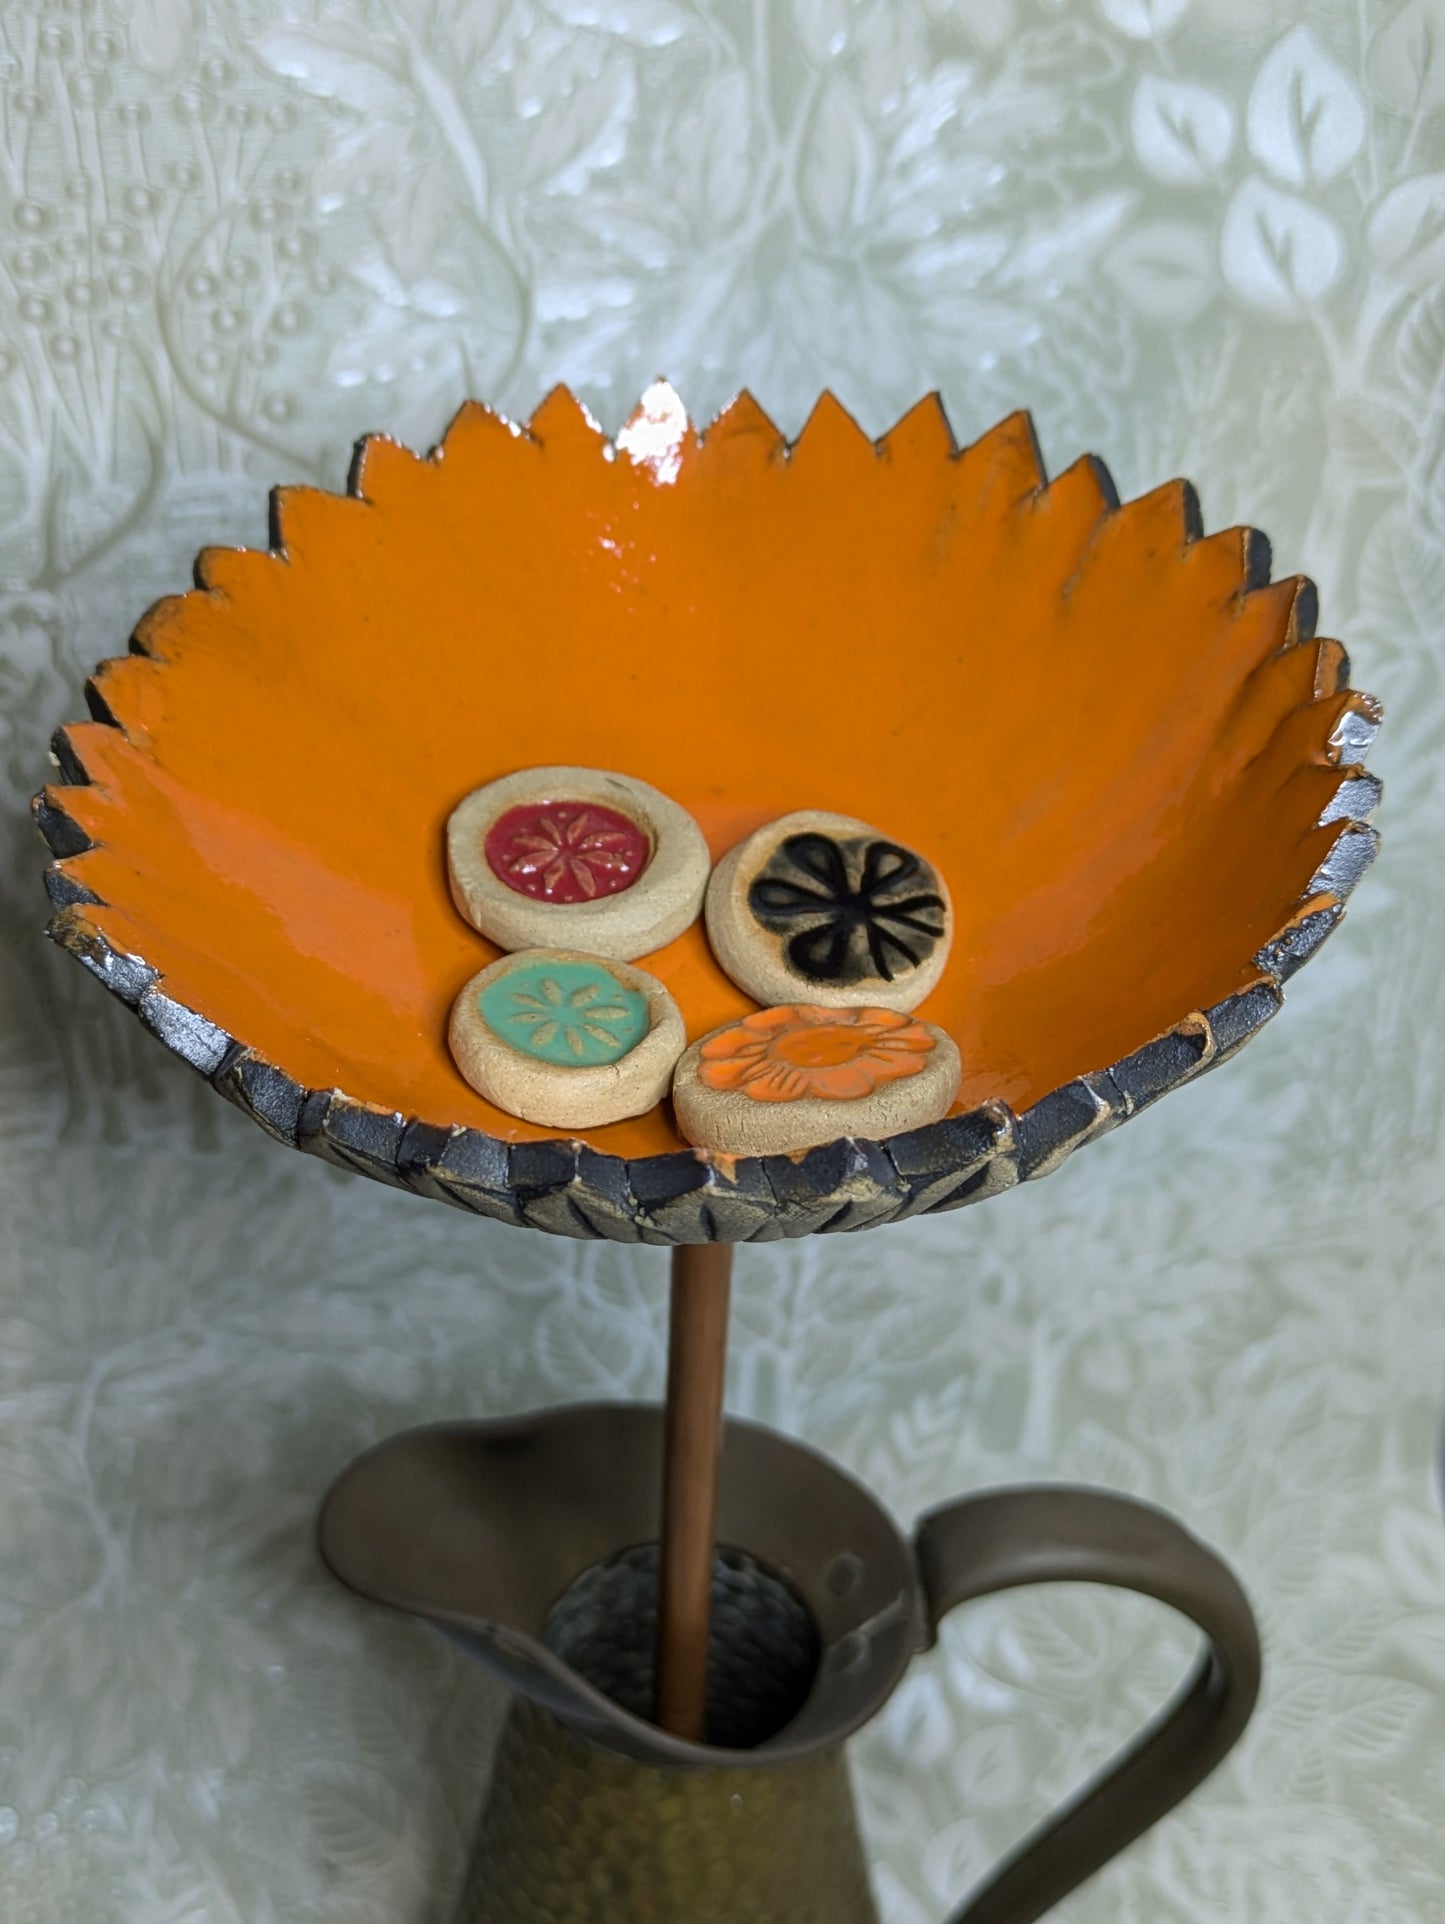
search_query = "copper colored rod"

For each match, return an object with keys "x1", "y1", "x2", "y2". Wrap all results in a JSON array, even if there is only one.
[{"x1": 655, "y1": 1242, "x2": 734, "y2": 1741}]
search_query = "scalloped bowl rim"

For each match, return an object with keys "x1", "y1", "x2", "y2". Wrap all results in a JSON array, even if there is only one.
[{"x1": 33, "y1": 385, "x2": 1383, "y2": 1245}]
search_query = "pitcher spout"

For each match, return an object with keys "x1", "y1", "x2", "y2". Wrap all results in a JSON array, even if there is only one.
[{"x1": 318, "y1": 1401, "x2": 924, "y2": 1768}]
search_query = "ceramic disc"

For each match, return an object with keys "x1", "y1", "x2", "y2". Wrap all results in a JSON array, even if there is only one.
[
  {"x1": 673, "y1": 1004, "x2": 961, "y2": 1154},
  {"x1": 705, "y1": 810, "x2": 952, "y2": 1011},
  {"x1": 449, "y1": 949, "x2": 686, "y2": 1128},
  {"x1": 447, "y1": 766, "x2": 710, "y2": 959}
]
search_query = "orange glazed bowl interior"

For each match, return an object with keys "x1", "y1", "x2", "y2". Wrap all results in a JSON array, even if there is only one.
[{"x1": 36, "y1": 384, "x2": 1381, "y2": 1243}]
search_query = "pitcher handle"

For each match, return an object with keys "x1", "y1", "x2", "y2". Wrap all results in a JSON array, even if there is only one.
[{"x1": 914, "y1": 1485, "x2": 1261, "y2": 1924}]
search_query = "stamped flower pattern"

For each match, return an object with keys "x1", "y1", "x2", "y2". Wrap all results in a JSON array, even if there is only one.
[
  {"x1": 749, "y1": 834, "x2": 947, "y2": 987},
  {"x1": 697, "y1": 1005, "x2": 938, "y2": 1104},
  {"x1": 484, "y1": 802, "x2": 650, "y2": 903},
  {"x1": 479, "y1": 959, "x2": 648, "y2": 1066}
]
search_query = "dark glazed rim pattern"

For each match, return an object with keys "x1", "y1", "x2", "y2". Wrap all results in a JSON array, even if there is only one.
[{"x1": 32, "y1": 392, "x2": 1383, "y2": 1245}]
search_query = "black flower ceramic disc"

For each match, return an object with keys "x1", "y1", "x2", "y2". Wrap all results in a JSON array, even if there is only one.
[
  {"x1": 705, "y1": 809, "x2": 954, "y2": 1011},
  {"x1": 750, "y1": 834, "x2": 947, "y2": 986}
]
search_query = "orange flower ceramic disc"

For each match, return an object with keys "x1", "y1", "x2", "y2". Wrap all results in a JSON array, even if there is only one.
[
  {"x1": 674, "y1": 1006, "x2": 961, "y2": 1155},
  {"x1": 35, "y1": 382, "x2": 1381, "y2": 1242}
]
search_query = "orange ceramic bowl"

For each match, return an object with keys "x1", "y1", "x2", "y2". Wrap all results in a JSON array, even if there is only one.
[{"x1": 36, "y1": 384, "x2": 1381, "y2": 1243}]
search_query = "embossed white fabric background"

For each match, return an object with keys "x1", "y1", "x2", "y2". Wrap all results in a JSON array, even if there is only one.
[{"x1": 1, "y1": 1, "x2": 1443, "y2": 1918}]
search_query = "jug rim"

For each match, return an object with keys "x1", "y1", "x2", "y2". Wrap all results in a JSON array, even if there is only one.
[{"x1": 319, "y1": 1401, "x2": 927, "y2": 1769}]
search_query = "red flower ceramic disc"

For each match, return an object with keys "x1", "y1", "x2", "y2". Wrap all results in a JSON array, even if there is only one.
[
  {"x1": 484, "y1": 800, "x2": 651, "y2": 903},
  {"x1": 448, "y1": 765, "x2": 711, "y2": 959}
]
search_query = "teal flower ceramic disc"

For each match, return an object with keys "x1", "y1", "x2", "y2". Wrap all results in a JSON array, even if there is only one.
[{"x1": 480, "y1": 959, "x2": 649, "y2": 1066}]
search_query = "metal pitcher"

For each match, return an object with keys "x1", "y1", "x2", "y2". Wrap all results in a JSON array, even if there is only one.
[{"x1": 319, "y1": 1404, "x2": 1259, "y2": 1924}]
